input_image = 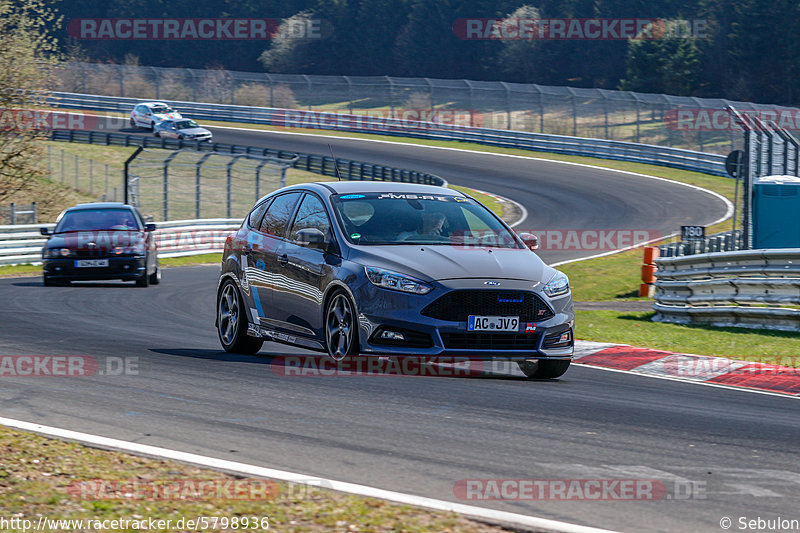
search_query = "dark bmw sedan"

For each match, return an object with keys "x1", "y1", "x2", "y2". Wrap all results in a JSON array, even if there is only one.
[
  {"x1": 217, "y1": 182, "x2": 574, "y2": 378},
  {"x1": 41, "y1": 203, "x2": 160, "y2": 287}
]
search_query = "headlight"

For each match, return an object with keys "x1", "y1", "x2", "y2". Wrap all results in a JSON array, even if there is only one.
[
  {"x1": 45, "y1": 248, "x2": 72, "y2": 258},
  {"x1": 365, "y1": 267, "x2": 432, "y2": 295},
  {"x1": 112, "y1": 243, "x2": 146, "y2": 256},
  {"x1": 543, "y1": 271, "x2": 570, "y2": 298}
]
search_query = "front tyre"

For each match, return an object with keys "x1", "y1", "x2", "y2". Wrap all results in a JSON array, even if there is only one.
[
  {"x1": 518, "y1": 359, "x2": 570, "y2": 379},
  {"x1": 129, "y1": 117, "x2": 137, "y2": 129},
  {"x1": 325, "y1": 291, "x2": 358, "y2": 361},
  {"x1": 149, "y1": 263, "x2": 161, "y2": 285},
  {"x1": 217, "y1": 279, "x2": 263, "y2": 354}
]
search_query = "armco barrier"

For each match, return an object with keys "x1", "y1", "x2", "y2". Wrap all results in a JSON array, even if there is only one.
[
  {"x1": 47, "y1": 91, "x2": 728, "y2": 177},
  {"x1": 653, "y1": 249, "x2": 800, "y2": 331},
  {"x1": 0, "y1": 219, "x2": 242, "y2": 266},
  {"x1": 49, "y1": 129, "x2": 445, "y2": 187}
]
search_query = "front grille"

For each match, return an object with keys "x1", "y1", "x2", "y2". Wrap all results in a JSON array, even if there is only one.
[
  {"x1": 441, "y1": 332, "x2": 540, "y2": 350},
  {"x1": 422, "y1": 290, "x2": 554, "y2": 322}
]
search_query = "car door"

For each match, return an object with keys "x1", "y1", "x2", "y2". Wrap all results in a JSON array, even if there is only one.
[
  {"x1": 163, "y1": 121, "x2": 177, "y2": 138},
  {"x1": 133, "y1": 105, "x2": 145, "y2": 126},
  {"x1": 248, "y1": 192, "x2": 303, "y2": 329},
  {"x1": 273, "y1": 193, "x2": 337, "y2": 338}
]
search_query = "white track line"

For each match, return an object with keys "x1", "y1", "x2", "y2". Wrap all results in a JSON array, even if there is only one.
[{"x1": 0, "y1": 416, "x2": 617, "y2": 533}]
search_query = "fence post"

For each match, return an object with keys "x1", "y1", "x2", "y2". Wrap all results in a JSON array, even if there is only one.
[
  {"x1": 387, "y1": 76, "x2": 395, "y2": 119},
  {"x1": 9, "y1": 203, "x2": 15, "y2": 225},
  {"x1": 105, "y1": 164, "x2": 109, "y2": 197},
  {"x1": 500, "y1": 81, "x2": 511, "y2": 130},
  {"x1": 163, "y1": 151, "x2": 180, "y2": 220},
  {"x1": 32, "y1": 202, "x2": 37, "y2": 224},
  {"x1": 226, "y1": 158, "x2": 235, "y2": 218},
  {"x1": 535, "y1": 85, "x2": 544, "y2": 133},
  {"x1": 89, "y1": 159, "x2": 93, "y2": 195},
  {"x1": 61, "y1": 149, "x2": 65, "y2": 184},
  {"x1": 123, "y1": 146, "x2": 143, "y2": 205},
  {"x1": 344, "y1": 75, "x2": 353, "y2": 114},
  {"x1": 567, "y1": 87, "x2": 577, "y2": 137},
  {"x1": 195, "y1": 152, "x2": 213, "y2": 219},
  {"x1": 265, "y1": 73, "x2": 273, "y2": 108},
  {"x1": 74, "y1": 153, "x2": 79, "y2": 191}
]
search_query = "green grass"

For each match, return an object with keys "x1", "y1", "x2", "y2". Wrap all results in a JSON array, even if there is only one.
[
  {"x1": 159, "y1": 252, "x2": 221, "y2": 267},
  {"x1": 560, "y1": 248, "x2": 646, "y2": 302},
  {"x1": 0, "y1": 425, "x2": 502, "y2": 533},
  {"x1": 576, "y1": 310, "x2": 800, "y2": 363}
]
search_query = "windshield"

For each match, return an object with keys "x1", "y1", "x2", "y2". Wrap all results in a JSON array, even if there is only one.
[
  {"x1": 150, "y1": 105, "x2": 173, "y2": 114},
  {"x1": 174, "y1": 120, "x2": 199, "y2": 129},
  {"x1": 331, "y1": 192, "x2": 521, "y2": 247},
  {"x1": 55, "y1": 208, "x2": 141, "y2": 232}
]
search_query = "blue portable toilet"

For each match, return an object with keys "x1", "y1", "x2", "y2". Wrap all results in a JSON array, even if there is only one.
[{"x1": 752, "y1": 175, "x2": 800, "y2": 249}]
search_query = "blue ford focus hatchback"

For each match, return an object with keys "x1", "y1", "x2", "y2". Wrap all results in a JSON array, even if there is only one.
[{"x1": 216, "y1": 182, "x2": 574, "y2": 378}]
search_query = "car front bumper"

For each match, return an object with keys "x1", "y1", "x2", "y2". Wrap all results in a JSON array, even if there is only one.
[
  {"x1": 43, "y1": 256, "x2": 146, "y2": 281},
  {"x1": 353, "y1": 278, "x2": 575, "y2": 361}
]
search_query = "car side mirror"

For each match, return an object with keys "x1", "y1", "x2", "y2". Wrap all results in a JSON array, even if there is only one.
[
  {"x1": 296, "y1": 228, "x2": 327, "y2": 249},
  {"x1": 518, "y1": 232, "x2": 539, "y2": 251},
  {"x1": 40, "y1": 227, "x2": 51, "y2": 236},
  {"x1": 145, "y1": 223, "x2": 157, "y2": 232}
]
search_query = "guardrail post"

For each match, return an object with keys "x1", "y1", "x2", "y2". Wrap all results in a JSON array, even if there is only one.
[
  {"x1": 9, "y1": 203, "x2": 15, "y2": 225},
  {"x1": 32, "y1": 202, "x2": 37, "y2": 224}
]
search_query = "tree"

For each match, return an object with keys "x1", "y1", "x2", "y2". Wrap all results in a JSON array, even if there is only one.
[
  {"x1": 497, "y1": 5, "x2": 542, "y2": 83},
  {"x1": 620, "y1": 20, "x2": 702, "y2": 95},
  {"x1": 0, "y1": 0, "x2": 62, "y2": 205}
]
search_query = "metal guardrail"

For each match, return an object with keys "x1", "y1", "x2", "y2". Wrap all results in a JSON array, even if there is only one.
[
  {"x1": 0, "y1": 219, "x2": 242, "y2": 266},
  {"x1": 50, "y1": 129, "x2": 445, "y2": 187},
  {"x1": 48, "y1": 91, "x2": 728, "y2": 177},
  {"x1": 653, "y1": 249, "x2": 800, "y2": 331},
  {"x1": 658, "y1": 230, "x2": 743, "y2": 257}
]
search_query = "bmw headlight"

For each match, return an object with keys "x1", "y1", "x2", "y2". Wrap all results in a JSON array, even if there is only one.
[
  {"x1": 45, "y1": 248, "x2": 72, "y2": 258},
  {"x1": 543, "y1": 271, "x2": 570, "y2": 298},
  {"x1": 113, "y1": 242, "x2": 146, "y2": 256},
  {"x1": 365, "y1": 267, "x2": 432, "y2": 295}
]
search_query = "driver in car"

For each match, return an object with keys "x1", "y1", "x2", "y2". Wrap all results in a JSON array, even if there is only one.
[{"x1": 397, "y1": 211, "x2": 447, "y2": 241}]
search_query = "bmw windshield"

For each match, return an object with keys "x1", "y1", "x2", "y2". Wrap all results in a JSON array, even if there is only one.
[
  {"x1": 54, "y1": 209, "x2": 141, "y2": 233},
  {"x1": 331, "y1": 192, "x2": 522, "y2": 247}
]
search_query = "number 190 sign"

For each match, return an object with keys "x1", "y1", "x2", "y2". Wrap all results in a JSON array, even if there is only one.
[{"x1": 681, "y1": 225, "x2": 705, "y2": 240}]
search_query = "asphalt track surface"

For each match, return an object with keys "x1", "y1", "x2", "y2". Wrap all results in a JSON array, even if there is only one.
[{"x1": 3, "y1": 125, "x2": 798, "y2": 532}]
